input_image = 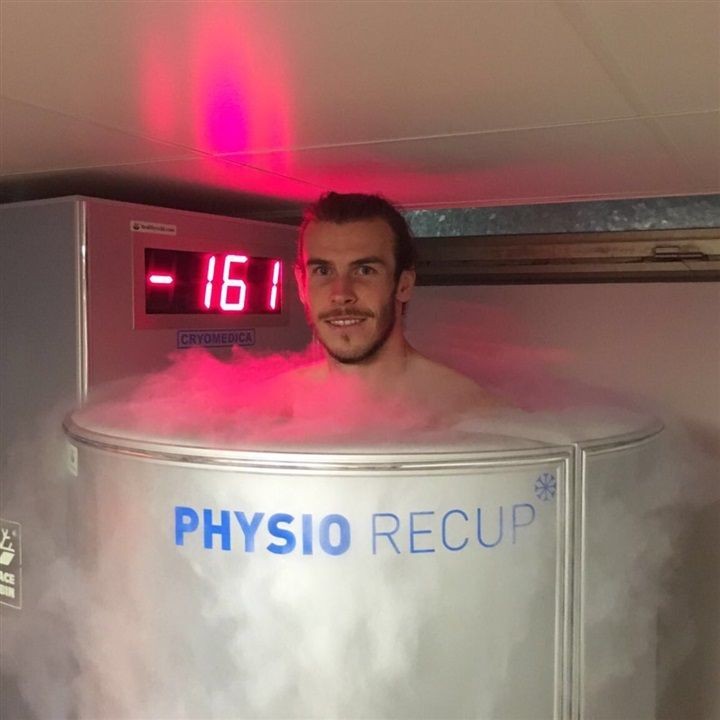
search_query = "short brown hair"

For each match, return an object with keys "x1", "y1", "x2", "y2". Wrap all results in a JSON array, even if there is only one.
[{"x1": 298, "y1": 192, "x2": 417, "y2": 282}]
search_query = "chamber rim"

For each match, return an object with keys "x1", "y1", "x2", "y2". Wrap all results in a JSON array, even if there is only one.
[{"x1": 63, "y1": 413, "x2": 664, "y2": 472}]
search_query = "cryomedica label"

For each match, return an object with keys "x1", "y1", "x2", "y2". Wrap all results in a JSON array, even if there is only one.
[
  {"x1": 174, "y1": 503, "x2": 539, "y2": 557},
  {"x1": 177, "y1": 329, "x2": 256, "y2": 349}
]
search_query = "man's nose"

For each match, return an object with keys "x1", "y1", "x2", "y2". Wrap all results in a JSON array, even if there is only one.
[{"x1": 330, "y1": 275, "x2": 356, "y2": 304}]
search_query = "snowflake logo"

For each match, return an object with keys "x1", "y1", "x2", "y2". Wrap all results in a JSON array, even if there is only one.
[{"x1": 534, "y1": 473, "x2": 557, "y2": 501}]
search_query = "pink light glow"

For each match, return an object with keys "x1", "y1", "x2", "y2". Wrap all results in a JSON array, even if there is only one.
[
  {"x1": 190, "y1": 4, "x2": 294, "y2": 157},
  {"x1": 137, "y1": 3, "x2": 301, "y2": 199},
  {"x1": 140, "y1": 37, "x2": 176, "y2": 139}
]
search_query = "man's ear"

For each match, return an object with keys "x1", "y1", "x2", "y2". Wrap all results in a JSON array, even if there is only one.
[
  {"x1": 395, "y1": 268, "x2": 416, "y2": 303},
  {"x1": 294, "y1": 264, "x2": 307, "y2": 305}
]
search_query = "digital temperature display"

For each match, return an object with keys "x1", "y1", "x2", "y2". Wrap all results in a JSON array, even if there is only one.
[{"x1": 145, "y1": 248, "x2": 282, "y2": 315}]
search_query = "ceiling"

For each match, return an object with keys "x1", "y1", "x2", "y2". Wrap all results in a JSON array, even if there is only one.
[{"x1": 1, "y1": 0, "x2": 718, "y2": 220}]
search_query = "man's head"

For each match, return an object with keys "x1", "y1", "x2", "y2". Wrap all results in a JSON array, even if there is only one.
[
  {"x1": 297, "y1": 192, "x2": 417, "y2": 283},
  {"x1": 295, "y1": 192, "x2": 417, "y2": 365}
]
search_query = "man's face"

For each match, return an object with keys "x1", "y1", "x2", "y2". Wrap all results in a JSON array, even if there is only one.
[{"x1": 296, "y1": 218, "x2": 415, "y2": 364}]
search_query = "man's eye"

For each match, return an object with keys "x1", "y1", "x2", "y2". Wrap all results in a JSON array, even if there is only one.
[
  {"x1": 357, "y1": 265, "x2": 376, "y2": 276},
  {"x1": 311, "y1": 266, "x2": 330, "y2": 276}
]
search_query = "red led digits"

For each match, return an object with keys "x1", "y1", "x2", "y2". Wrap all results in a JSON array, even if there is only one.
[
  {"x1": 269, "y1": 260, "x2": 281, "y2": 310},
  {"x1": 219, "y1": 255, "x2": 248, "y2": 311},
  {"x1": 148, "y1": 274, "x2": 174, "y2": 285},
  {"x1": 146, "y1": 247, "x2": 281, "y2": 315},
  {"x1": 203, "y1": 255, "x2": 217, "y2": 309},
  {"x1": 203, "y1": 254, "x2": 249, "y2": 311}
]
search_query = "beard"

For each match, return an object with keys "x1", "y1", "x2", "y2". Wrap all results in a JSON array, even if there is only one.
[{"x1": 312, "y1": 293, "x2": 398, "y2": 365}]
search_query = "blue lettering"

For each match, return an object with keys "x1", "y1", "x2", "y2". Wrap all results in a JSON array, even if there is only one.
[
  {"x1": 267, "y1": 513, "x2": 296, "y2": 554},
  {"x1": 318, "y1": 514, "x2": 350, "y2": 556},
  {"x1": 175, "y1": 502, "x2": 536, "y2": 557},
  {"x1": 175, "y1": 506, "x2": 199, "y2": 545},
  {"x1": 441, "y1": 509, "x2": 469, "y2": 551},
  {"x1": 477, "y1": 507, "x2": 503, "y2": 548},
  {"x1": 409, "y1": 511, "x2": 435, "y2": 554},
  {"x1": 203, "y1": 509, "x2": 231, "y2": 551},
  {"x1": 302, "y1": 514, "x2": 313, "y2": 555},
  {"x1": 234, "y1": 511, "x2": 264, "y2": 552},
  {"x1": 512, "y1": 503, "x2": 536, "y2": 543},
  {"x1": 372, "y1": 513, "x2": 401, "y2": 554}
]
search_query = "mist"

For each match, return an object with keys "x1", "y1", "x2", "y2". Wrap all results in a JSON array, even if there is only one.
[{"x1": 1, "y1": 305, "x2": 717, "y2": 719}]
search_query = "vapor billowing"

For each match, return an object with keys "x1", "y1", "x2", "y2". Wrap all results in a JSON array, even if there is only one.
[
  {"x1": 73, "y1": 338, "x2": 653, "y2": 452},
  {"x1": 76, "y1": 346, "x2": 447, "y2": 448},
  {"x1": 2, "y1": 330, "x2": 715, "y2": 719}
]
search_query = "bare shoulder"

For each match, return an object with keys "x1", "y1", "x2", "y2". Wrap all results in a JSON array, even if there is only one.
[
  {"x1": 408, "y1": 353, "x2": 501, "y2": 411},
  {"x1": 278, "y1": 359, "x2": 327, "y2": 384}
]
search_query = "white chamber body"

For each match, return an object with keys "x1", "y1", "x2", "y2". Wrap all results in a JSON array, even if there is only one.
[{"x1": 36, "y1": 412, "x2": 664, "y2": 720}]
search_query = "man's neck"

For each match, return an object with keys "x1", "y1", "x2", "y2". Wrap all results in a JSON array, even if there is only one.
[{"x1": 324, "y1": 334, "x2": 416, "y2": 388}]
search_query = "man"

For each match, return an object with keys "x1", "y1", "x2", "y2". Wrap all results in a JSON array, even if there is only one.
[{"x1": 292, "y1": 192, "x2": 498, "y2": 419}]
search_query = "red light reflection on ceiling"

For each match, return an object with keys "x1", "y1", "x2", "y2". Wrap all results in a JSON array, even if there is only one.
[
  {"x1": 191, "y1": 4, "x2": 294, "y2": 156},
  {"x1": 139, "y1": 3, "x2": 300, "y2": 199},
  {"x1": 140, "y1": 36, "x2": 176, "y2": 139}
]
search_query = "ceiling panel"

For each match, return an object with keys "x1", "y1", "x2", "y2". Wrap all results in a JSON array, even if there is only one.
[
  {"x1": 0, "y1": 1, "x2": 291, "y2": 154},
  {"x1": 242, "y1": 0, "x2": 638, "y2": 146},
  {"x1": 225, "y1": 118, "x2": 692, "y2": 207},
  {"x1": 561, "y1": 0, "x2": 720, "y2": 115},
  {"x1": 0, "y1": 0, "x2": 718, "y2": 209},
  {"x1": 654, "y1": 111, "x2": 720, "y2": 190},
  {"x1": 0, "y1": 96, "x2": 196, "y2": 175},
  {"x1": 0, "y1": 0, "x2": 637, "y2": 153}
]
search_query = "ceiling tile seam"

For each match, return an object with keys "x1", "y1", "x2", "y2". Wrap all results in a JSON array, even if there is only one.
[
  {"x1": 0, "y1": 93, "x2": 341, "y2": 191},
  {"x1": 0, "y1": 155, "x2": 204, "y2": 177},
  {"x1": 208, "y1": 110, "x2": 720, "y2": 159},
  {"x1": 0, "y1": 151, "x2": 203, "y2": 177},
  {"x1": 2, "y1": 90, "x2": 717, "y2": 163},
  {"x1": 0, "y1": 94, "x2": 346, "y2": 190},
  {"x1": 0, "y1": 159, "x2": 323, "y2": 191},
  {"x1": 0, "y1": 96, "x2": 324, "y2": 191},
  {"x1": 207, "y1": 155, "x2": 330, "y2": 192},
  {"x1": 0, "y1": 93, "x2": 209, "y2": 159},
  {"x1": 554, "y1": 0, "x2": 671, "y2": 118},
  {"x1": 0, "y1": 152, "x2": 330, "y2": 193},
  {"x1": 0, "y1": 91, "x2": 340, "y2": 170},
  {"x1": 555, "y1": 0, "x2": 705, "y2": 186}
]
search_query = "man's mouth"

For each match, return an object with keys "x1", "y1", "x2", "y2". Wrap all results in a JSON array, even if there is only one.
[{"x1": 325, "y1": 317, "x2": 367, "y2": 328}]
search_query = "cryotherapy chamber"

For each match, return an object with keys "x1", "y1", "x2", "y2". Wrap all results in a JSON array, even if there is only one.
[
  {"x1": 2, "y1": 198, "x2": 665, "y2": 719},
  {"x1": 58, "y1": 411, "x2": 664, "y2": 720}
]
